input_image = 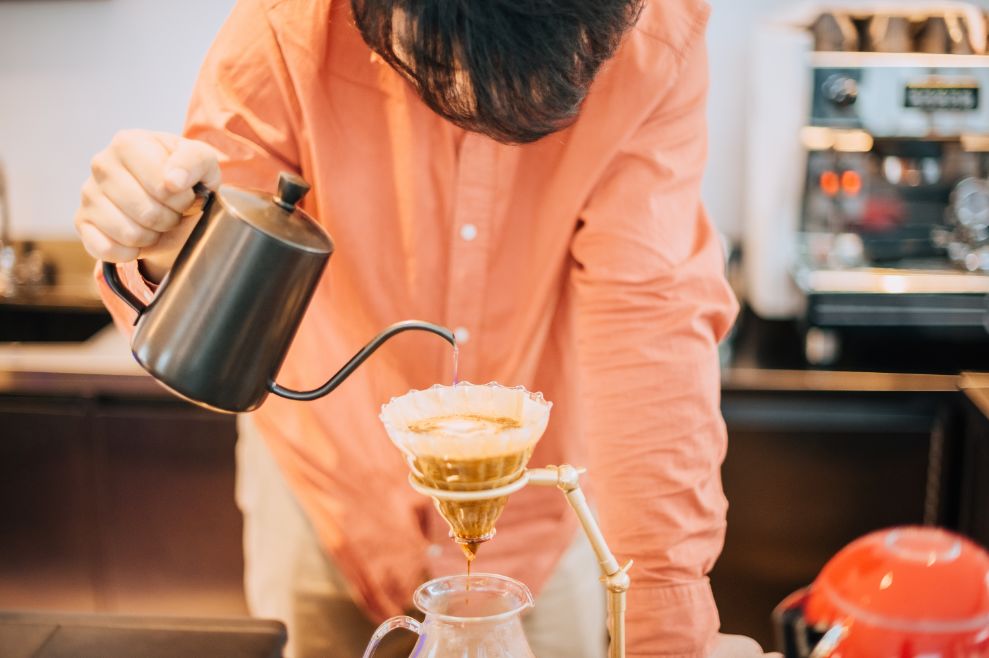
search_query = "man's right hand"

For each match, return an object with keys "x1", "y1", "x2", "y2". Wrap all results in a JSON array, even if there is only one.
[{"x1": 75, "y1": 130, "x2": 221, "y2": 282}]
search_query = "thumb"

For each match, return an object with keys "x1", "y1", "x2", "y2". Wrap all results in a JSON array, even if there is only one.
[{"x1": 162, "y1": 138, "x2": 222, "y2": 193}]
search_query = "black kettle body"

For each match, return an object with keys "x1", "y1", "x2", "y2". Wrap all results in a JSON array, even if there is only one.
[{"x1": 103, "y1": 172, "x2": 453, "y2": 413}]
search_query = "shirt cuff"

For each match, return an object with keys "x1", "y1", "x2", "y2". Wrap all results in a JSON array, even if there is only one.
[
  {"x1": 94, "y1": 261, "x2": 158, "y2": 330},
  {"x1": 626, "y1": 579, "x2": 720, "y2": 658}
]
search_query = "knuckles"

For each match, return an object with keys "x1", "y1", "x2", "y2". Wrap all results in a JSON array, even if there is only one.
[
  {"x1": 142, "y1": 207, "x2": 178, "y2": 232},
  {"x1": 120, "y1": 222, "x2": 149, "y2": 247},
  {"x1": 110, "y1": 129, "x2": 142, "y2": 151},
  {"x1": 89, "y1": 151, "x2": 112, "y2": 180}
]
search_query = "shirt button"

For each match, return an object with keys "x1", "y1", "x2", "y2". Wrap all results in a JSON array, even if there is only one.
[
  {"x1": 454, "y1": 327, "x2": 470, "y2": 344},
  {"x1": 459, "y1": 224, "x2": 478, "y2": 241}
]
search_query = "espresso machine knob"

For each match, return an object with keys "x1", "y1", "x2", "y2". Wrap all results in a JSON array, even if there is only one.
[{"x1": 823, "y1": 74, "x2": 859, "y2": 107}]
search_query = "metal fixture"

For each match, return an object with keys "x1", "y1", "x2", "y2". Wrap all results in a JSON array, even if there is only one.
[{"x1": 0, "y1": 159, "x2": 15, "y2": 296}]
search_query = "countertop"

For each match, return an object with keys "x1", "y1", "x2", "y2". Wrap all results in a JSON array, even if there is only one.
[
  {"x1": 0, "y1": 611, "x2": 284, "y2": 658},
  {"x1": 0, "y1": 325, "x2": 164, "y2": 398},
  {"x1": 0, "y1": 240, "x2": 105, "y2": 311},
  {"x1": 959, "y1": 372, "x2": 989, "y2": 419},
  {"x1": 0, "y1": 284, "x2": 104, "y2": 311},
  {"x1": 722, "y1": 309, "x2": 967, "y2": 394},
  {"x1": 0, "y1": 306, "x2": 985, "y2": 405}
]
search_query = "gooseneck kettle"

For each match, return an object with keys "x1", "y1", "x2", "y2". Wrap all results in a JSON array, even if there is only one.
[{"x1": 103, "y1": 171, "x2": 454, "y2": 413}]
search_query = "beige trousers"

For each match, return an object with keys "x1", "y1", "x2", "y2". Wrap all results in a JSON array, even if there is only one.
[{"x1": 235, "y1": 415, "x2": 607, "y2": 658}]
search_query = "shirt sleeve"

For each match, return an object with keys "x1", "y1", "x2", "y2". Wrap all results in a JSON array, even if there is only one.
[
  {"x1": 182, "y1": 0, "x2": 303, "y2": 191},
  {"x1": 569, "y1": 34, "x2": 739, "y2": 658},
  {"x1": 96, "y1": 0, "x2": 301, "y2": 323}
]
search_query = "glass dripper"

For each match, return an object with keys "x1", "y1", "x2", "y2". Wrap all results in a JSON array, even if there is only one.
[
  {"x1": 362, "y1": 573, "x2": 536, "y2": 658},
  {"x1": 379, "y1": 383, "x2": 551, "y2": 558}
]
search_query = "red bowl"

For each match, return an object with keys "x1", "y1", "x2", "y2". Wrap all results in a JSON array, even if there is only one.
[{"x1": 803, "y1": 526, "x2": 989, "y2": 657}]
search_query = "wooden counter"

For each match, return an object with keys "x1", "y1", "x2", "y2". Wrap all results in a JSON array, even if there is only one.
[{"x1": 1, "y1": 308, "x2": 987, "y2": 649}]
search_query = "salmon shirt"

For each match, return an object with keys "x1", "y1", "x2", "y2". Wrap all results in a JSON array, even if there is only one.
[{"x1": 98, "y1": 0, "x2": 739, "y2": 654}]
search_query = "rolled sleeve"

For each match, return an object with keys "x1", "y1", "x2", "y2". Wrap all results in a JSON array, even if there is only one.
[
  {"x1": 570, "y1": 34, "x2": 739, "y2": 658},
  {"x1": 183, "y1": 0, "x2": 303, "y2": 191}
]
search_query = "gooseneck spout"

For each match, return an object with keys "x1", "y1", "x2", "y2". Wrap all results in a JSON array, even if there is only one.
[{"x1": 268, "y1": 320, "x2": 456, "y2": 401}]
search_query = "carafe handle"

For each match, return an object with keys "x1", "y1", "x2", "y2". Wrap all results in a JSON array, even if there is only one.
[{"x1": 361, "y1": 615, "x2": 421, "y2": 658}]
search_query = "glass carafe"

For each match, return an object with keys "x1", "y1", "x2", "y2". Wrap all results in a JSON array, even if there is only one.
[{"x1": 362, "y1": 573, "x2": 535, "y2": 658}]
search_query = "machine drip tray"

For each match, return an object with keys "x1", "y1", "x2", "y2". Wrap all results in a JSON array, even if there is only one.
[
  {"x1": 732, "y1": 306, "x2": 989, "y2": 373},
  {"x1": 807, "y1": 292, "x2": 989, "y2": 330}
]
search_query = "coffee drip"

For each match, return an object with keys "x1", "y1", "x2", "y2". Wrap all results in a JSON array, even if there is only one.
[{"x1": 379, "y1": 383, "x2": 551, "y2": 560}]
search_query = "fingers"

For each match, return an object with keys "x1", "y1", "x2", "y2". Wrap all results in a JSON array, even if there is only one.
[
  {"x1": 75, "y1": 214, "x2": 141, "y2": 263},
  {"x1": 161, "y1": 137, "x2": 222, "y2": 193},
  {"x1": 93, "y1": 157, "x2": 182, "y2": 233},
  {"x1": 105, "y1": 131, "x2": 195, "y2": 214},
  {"x1": 77, "y1": 176, "x2": 160, "y2": 252},
  {"x1": 75, "y1": 129, "x2": 221, "y2": 268}
]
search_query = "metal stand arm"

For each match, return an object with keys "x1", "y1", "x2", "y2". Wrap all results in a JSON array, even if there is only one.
[
  {"x1": 407, "y1": 464, "x2": 631, "y2": 658},
  {"x1": 528, "y1": 466, "x2": 632, "y2": 658}
]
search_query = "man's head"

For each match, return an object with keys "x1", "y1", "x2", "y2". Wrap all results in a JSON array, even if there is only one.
[{"x1": 352, "y1": 0, "x2": 644, "y2": 144}]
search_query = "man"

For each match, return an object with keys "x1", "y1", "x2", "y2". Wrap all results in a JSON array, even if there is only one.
[{"x1": 75, "y1": 0, "x2": 750, "y2": 656}]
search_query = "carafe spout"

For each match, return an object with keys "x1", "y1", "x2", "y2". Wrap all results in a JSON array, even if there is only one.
[{"x1": 268, "y1": 320, "x2": 456, "y2": 401}]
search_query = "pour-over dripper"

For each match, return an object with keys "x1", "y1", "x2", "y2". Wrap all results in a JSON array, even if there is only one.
[{"x1": 379, "y1": 383, "x2": 551, "y2": 557}]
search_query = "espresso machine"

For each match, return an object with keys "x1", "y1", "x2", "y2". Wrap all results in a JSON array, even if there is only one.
[{"x1": 744, "y1": 2, "x2": 989, "y2": 365}]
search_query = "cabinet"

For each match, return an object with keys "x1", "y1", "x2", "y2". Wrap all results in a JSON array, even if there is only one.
[
  {"x1": 712, "y1": 387, "x2": 959, "y2": 648},
  {"x1": 0, "y1": 394, "x2": 243, "y2": 616},
  {"x1": 958, "y1": 386, "x2": 989, "y2": 548}
]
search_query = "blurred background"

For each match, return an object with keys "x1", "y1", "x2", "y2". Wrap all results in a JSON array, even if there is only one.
[
  {"x1": 0, "y1": 0, "x2": 829, "y2": 241},
  {"x1": 2, "y1": 1, "x2": 989, "y2": 656}
]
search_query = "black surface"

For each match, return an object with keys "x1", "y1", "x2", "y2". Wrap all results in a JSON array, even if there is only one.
[
  {"x1": 807, "y1": 292, "x2": 989, "y2": 330},
  {"x1": 731, "y1": 306, "x2": 989, "y2": 374},
  {"x1": 713, "y1": 388, "x2": 941, "y2": 647},
  {"x1": 0, "y1": 611, "x2": 285, "y2": 658},
  {"x1": 0, "y1": 306, "x2": 110, "y2": 343},
  {"x1": 959, "y1": 395, "x2": 989, "y2": 547}
]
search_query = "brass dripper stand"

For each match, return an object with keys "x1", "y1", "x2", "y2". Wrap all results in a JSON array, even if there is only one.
[
  {"x1": 409, "y1": 465, "x2": 632, "y2": 658},
  {"x1": 380, "y1": 383, "x2": 632, "y2": 658}
]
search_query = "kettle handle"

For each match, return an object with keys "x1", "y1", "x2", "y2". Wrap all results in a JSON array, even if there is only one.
[
  {"x1": 268, "y1": 320, "x2": 456, "y2": 401},
  {"x1": 100, "y1": 184, "x2": 215, "y2": 322},
  {"x1": 101, "y1": 261, "x2": 147, "y2": 318},
  {"x1": 809, "y1": 622, "x2": 848, "y2": 658}
]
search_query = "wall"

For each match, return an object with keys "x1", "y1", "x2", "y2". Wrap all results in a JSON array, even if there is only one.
[
  {"x1": 704, "y1": 0, "x2": 795, "y2": 241},
  {"x1": 0, "y1": 0, "x2": 236, "y2": 239},
  {"x1": 2, "y1": 0, "x2": 985, "y2": 240}
]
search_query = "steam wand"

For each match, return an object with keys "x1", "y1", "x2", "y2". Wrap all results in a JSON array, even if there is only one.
[{"x1": 408, "y1": 465, "x2": 632, "y2": 658}]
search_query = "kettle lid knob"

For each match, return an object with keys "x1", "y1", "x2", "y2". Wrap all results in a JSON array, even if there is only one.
[{"x1": 274, "y1": 172, "x2": 311, "y2": 211}]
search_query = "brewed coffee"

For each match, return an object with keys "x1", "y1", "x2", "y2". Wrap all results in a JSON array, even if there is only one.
[
  {"x1": 379, "y1": 383, "x2": 551, "y2": 561},
  {"x1": 411, "y1": 439, "x2": 531, "y2": 558}
]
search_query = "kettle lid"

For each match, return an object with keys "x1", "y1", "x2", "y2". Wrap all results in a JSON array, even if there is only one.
[
  {"x1": 805, "y1": 526, "x2": 989, "y2": 632},
  {"x1": 218, "y1": 172, "x2": 333, "y2": 254}
]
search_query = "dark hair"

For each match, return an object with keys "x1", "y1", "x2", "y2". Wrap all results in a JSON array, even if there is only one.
[{"x1": 351, "y1": 0, "x2": 643, "y2": 144}]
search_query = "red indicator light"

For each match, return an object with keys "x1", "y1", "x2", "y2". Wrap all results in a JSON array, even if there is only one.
[
  {"x1": 841, "y1": 170, "x2": 862, "y2": 196},
  {"x1": 820, "y1": 170, "x2": 840, "y2": 197}
]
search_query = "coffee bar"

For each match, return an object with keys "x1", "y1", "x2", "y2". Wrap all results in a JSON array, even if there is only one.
[{"x1": 2, "y1": 2, "x2": 989, "y2": 657}]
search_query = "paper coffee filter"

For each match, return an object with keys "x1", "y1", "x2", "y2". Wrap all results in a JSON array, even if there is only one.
[
  {"x1": 381, "y1": 383, "x2": 552, "y2": 553},
  {"x1": 379, "y1": 382, "x2": 552, "y2": 459}
]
